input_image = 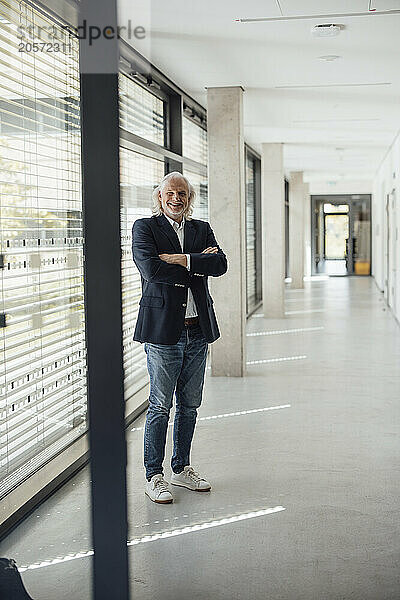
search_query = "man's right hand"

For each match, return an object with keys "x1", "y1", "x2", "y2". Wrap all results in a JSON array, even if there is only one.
[{"x1": 202, "y1": 247, "x2": 218, "y2": 254}]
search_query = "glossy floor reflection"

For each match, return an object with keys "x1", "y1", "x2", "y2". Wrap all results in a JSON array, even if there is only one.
[
  {"x1": 1, "y1": 277, "x2": 399, "y2": 600},
  {"x1": 316, "y1": 259, "x2": 347, "y2": 276}
]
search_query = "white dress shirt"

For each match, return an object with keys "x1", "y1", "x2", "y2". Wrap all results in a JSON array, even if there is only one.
[
  {"x1": 165, "y1": 215, "x2": 198, "y2": 319},
  {"x1": 164, "y1": 215, "x2": 198, "y2": 318}
]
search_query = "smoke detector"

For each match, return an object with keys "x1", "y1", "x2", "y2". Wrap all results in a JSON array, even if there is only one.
[
  {"x1": 312, "y1": 24, "x2": 344, "y2": 37},
  {"x1": 318, "y1": 55, "x2": 341, "y2": 62}
]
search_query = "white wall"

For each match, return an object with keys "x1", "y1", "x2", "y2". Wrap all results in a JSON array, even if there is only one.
[
  {"x1": 308, "y1": 180, "x2": 372, "y2": 196},
  {"x1": 373, "y1": 131, "x2": 400, "y2": 323}
]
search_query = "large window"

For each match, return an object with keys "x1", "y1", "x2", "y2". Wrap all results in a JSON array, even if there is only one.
[
  {"x1": 245, "y1": 151, "x2": 261, "y2": 314},
  {"x1": 285, "y1": 179, "x2": 289, "y2": 278},
  {"x1": 118, "y1": 73, "x2": 168, "y2": 396},
  {"x1": 182, "y1": 115, "x2": 208, "y2": 221},
  {"x1": 185, "y1": 168, "x2": 208, "y2": 220},
  {"x1": 0, "y1": 4, "x2": 209, "y2": 507},
  {"x1": 119, "y1": 87, "x2": 209, "y2": 397},
  {"x1": 0, "y1": 2, "x2": 85, "y2": 497},
  {"x1": 182, "y1": 115, "x2": 207, "y2": 165},
  {"x1": 119, "y1": 148, "x2": 164, "y2": 396},
  {"x1": 119, "y1": 74, "x2": 165, "y2": 146}
]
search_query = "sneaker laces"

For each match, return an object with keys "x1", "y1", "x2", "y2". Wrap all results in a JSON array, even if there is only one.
[
  {"x1": 185, "y1": 467, "x2": 203, "y2": 482},
  {"x1": 153, "y1": 475, "x2": 169, "y2": 493}
]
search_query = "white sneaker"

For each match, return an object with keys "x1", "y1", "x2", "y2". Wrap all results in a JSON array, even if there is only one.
[
  {"x1": 145, "y1": 474, "x2": 173, "y2": 504},
  {"x1": 170, "y1": 466, "x2": 211, "y2": 492}
]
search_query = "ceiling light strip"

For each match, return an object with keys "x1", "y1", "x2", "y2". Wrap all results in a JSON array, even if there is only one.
[
  {"x1": 276, "y1": 83, "x2": 391, "y2": 89},
  {"x1": 292, "y1": 119, "x2": 380, "y2": 123},
  {"x1": 236, "y1": 10, "x2": 400, "y2": 23}
]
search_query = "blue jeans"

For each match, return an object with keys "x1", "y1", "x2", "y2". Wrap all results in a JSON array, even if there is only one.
[{"x1": 143, "y1": 324, "x2": 208, "y2": 480}]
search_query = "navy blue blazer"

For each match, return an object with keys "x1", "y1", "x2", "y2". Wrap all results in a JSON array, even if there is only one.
[{"x1": 132, "y1": 214, "x2": 228, "y2": 344}]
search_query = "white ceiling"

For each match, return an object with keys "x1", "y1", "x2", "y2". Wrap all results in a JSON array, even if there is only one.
[{"x1": 118, "y1": 0, "x2": 400, "y2": 184}]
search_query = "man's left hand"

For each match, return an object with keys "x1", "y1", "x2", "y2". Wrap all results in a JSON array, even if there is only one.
[{"x1": 159, "y1": 253, "x2": 187, "y2": 267}]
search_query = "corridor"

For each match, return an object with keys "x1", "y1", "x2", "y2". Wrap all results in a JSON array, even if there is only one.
[{"x1": 1, "y1": 277, "x2": 399, "y2": 600}]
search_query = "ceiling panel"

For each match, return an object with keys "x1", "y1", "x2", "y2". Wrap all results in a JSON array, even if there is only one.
[
  {"x1": 119, "y1": 0, "x2": 400, "y2": 182},
  {"x1": 279, "y1": 0, "x2": 369, "y2": 16},
  {"x1": 119, "y1": 0, "x2": 282, "y2": 25}
]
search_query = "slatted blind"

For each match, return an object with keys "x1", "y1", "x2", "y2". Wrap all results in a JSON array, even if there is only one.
[
  {"x1": 0, "y1": 12, "x2": 208, "y2": 498},
  {"x1": 184, "y1": 168, "x2": 208, "y2": 221},
  {"x1": 182, "y1": 116, "x2": 208, "y2": 221},
  {"x1": 0, "y1": 0, "x2": 85, "y2": 497},
  {"x1": 182, "y1": 116, "x2": 207, "y2": 166},
  {"x1": 118, "y1": 73, "x2": 167, "y2": 396},
  {"x1": 246, "y1": 154, "x2": 257, "y2": 314},
  {"x1": 119, "y1": 147, "x2": 164, "y2": 397},
  {"x1": 119, "y1": 73, "x2": 164, "y2": 146}
]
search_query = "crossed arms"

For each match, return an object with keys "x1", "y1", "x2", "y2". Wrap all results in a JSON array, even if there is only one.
[
  {"x1": 159, "y1": 245, "x2": 218, "y2": 268},
  {"x1": 132, "y1": 219, "x2": 228, "y2": 286}
]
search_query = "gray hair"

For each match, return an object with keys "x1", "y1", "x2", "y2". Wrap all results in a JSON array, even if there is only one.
[{"x1": 152, "y1": 172, "x2": 196, "y2": 219}]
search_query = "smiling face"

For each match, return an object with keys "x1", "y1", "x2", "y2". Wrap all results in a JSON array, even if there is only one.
[{"x1": 159, "y1": 176, "x2": 189, "y2": 223}]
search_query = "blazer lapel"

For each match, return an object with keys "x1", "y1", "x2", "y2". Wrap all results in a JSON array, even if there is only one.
[
  {"x1": 155, "y1": 214, "x2": 182, "y2": 253},
  {"x1": 184, "y1": 219, "x2": 197, "y2": 253}
]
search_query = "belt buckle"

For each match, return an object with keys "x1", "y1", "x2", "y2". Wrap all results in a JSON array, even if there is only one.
[{"x1": 184, "y1": 317, "x2": 198, "y2": 327}]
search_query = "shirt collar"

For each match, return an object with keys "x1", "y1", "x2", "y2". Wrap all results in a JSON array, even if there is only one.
[{"x1": 164, "y1": 214, "x2": 185, "y2": 230}]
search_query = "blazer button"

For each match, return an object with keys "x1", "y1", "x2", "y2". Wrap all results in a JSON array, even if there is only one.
[{"x1": 182, "y1": 303, "x2": 186, "y2": 307}]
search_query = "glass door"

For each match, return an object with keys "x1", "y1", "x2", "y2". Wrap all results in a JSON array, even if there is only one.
[
  {"x1": 322, "y1": 203, "x2": 349, "y2": 276},
  {"x1": 311, "y1": 195, "x2": 371, "y2": 276},
  {"x1": 325, "y1": 214, "x2": 349, "y2": 258}
]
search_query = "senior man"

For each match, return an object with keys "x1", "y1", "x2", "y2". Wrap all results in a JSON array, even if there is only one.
[{"x1": 132, "y1": 172, "x2": 227, "y2": 503}]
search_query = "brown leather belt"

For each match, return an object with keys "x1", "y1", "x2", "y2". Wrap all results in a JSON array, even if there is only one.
[{"x1": 184, "y1": 316, "x2": 199, "y2": 326}]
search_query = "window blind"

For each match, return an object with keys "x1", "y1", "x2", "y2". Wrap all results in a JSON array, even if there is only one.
[
  {"x1": 184, "y1": 168, "x2": 208, "y2": 221},
  {"x1": 182, "y1": 116, "x2": 207, "y2": 166},
  {"x1": 182, "y1": 115, "x2": 208, "y2": 221},
  {"x1": 0, "y1": 0, "x2": 85, "y2": 498},
  {"x1": 246, "y1": 154, "x2": 257, "y2": 314},
  {"x1": 119, "y1": 148, "x2": 164, "y2": 397},
  {"x1": 119, "y1": 73, "x2": 164, "y2": 146}
]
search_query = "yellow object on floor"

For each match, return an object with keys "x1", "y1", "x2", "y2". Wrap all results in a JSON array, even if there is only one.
[{"x1": 354, "y1": 261, "x2": 370, "y2": 275}]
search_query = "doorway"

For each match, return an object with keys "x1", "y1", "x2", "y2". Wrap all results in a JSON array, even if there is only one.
[
  {"x1": 311, "y1": 195, "x2": 371, "y2": 276},
  {"x1": 324, "y1": 210, "x2": 349, "y2": 275}
]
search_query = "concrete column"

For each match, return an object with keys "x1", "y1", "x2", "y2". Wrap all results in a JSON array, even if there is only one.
[
  {"x1": 289, "y1": 172, "x2": 305, "y2": 288},
  {"x1": 207, "y1": 86, "x2": 246, "y2": 377},
  {"x1": 261, "y1": 143, "x2": 285, "y2": 317},
  {"x1": 303, "y1": 182, "x2": 311, "y2": 278}
]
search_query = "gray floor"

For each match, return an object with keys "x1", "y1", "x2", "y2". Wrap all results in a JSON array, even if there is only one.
[{"x1": 1, "y1": 277, "x2": 400, "y2": 600}]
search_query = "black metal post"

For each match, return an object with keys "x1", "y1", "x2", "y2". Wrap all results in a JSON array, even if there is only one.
[
  {"x1": 166, "y1": 92, "x2": 183, "y2": 173},
  {"x1": 79, "y1": 1, "x2": 129, "y2": 599}
]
